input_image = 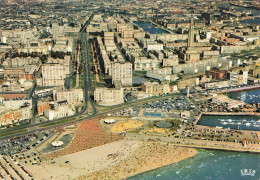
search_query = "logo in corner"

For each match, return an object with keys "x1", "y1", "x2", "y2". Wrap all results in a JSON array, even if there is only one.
[{"x1": 240, "y1": 169, "x2": 255, "y2": 176}]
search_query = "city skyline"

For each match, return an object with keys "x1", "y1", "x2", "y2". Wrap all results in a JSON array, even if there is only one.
[{"x1": 0, "y1": 0, "x2": 259, "y2": 179}]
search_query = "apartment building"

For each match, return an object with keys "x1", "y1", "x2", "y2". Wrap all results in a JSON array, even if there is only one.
[
  {"x1": 141, "y1": 81, "x2": 170, "y2": 96},
  {"x1": 111, "y1": 62, "x2": 132, "y2": 86},
  {"x1": 55, "y1": 89, "x2": 84, "y2": 103},
  {"x1": 0, "y1": 106, "x2": 31, "y2": 126},
  {"x1": 37, "y1": 101, "x2": 51, "y2": 116},
  {"x1": 41, "y1": 63, "x2": 69, "y2": 86},
  {"x1": 227, "y1": 70, "x2": 248, "y2": 85},
  {"x1": 44, "y1": 100, "x2": 75, "y2": 120},
  {"x1": 3, "y1": 99, "x2": 32, "y2": 110},
  {"x1": 94, "y1": 87, "x2": 124, "y2": 106}
]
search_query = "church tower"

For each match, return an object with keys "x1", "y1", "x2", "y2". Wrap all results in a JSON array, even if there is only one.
[{"x1": 188, "y1": 19, "x2": 194, "y2": 47}]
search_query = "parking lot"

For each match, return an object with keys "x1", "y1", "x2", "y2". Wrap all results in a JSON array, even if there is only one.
[
  {"x1": 0, "y1": 130, "x2": 56, "y2": 180},
  {"x1": 142, "y1": 97, "x2": 194, "y2": 113},
  {"x1": 109, "y1": 107, "x2": 140, "y2": 117}
]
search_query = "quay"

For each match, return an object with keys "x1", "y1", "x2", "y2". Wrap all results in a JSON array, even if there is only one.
[
  {"x1": 125, "y1": 136, "x2": 260, "y2": 154},
  {"x1": 202, "y1": 112, "x2": 260, "y2": 116},
  {"x1": 220, "y1": 85, "x2": 260, "y2": 93}
]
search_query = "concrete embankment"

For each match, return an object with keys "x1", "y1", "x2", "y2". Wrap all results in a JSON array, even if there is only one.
[
  {"x1": 221, "y1": 85, "x2": 260, "y2": 93},
  {"x1": 202, "y1": 112, "x2": 260, "y2": 116}
]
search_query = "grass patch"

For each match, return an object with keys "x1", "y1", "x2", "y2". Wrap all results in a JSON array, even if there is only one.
[
  {"x1": 148, "y1": 122, "x2": 155, "y2": 128},
  {"x1": 72, "y1": 75, "x2": 76, "y2": 88},
  {"x1": 168, "y1": 119, "x2": 180, "y2": 131},
  {"x1": 65, "y1": 126, "x2": 78, "y2": 130},
  {"x1": 98, "y1": 73, "x2": 104, "y2": 83},
  {"x1": 71, "y1": 74, "x2": 84, "y2": 88},
  {"x1": 0, "y1": 120, "x2": 30, "y2": 134},
  {"x1": 39, "y1": 117, "x2": 77, "y2": 128},
  {"x1": 133, "y1": 71, "x2": 147, "y2": 76},
  {"x1": 0, "y1": 129, "x2": 27, "y2": 138},
  {"x1": 128, "y1": 128, "x2": 142, "y2": 134}
]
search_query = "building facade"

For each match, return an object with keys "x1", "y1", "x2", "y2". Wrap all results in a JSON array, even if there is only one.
[
  {"x1": 94, "y1": 87, "x2": 124, "y2": 106},
  {"x1": 55, "y1": 89, "x2": 84, "y2": 103},
  {"x1": 111, "y1": 62, "x2": 132, "y2": 86},
  {"x1": 41, "y1": 63, "x2": 69, "y2": 86}
]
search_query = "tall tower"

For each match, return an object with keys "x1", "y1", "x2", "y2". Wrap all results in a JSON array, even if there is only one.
[
  {"x1": 188, "y1": 19, "x2": 194, "y2": 47},
  {"x1": 187, "y1": 85, "x2": 190, "y2": 97}
]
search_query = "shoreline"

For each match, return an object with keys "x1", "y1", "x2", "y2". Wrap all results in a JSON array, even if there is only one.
[
  {"x1": 23, "y1": 140, "x2": 197, "y2": 180},
  {"x1": 75, "y1": 141, "x2": 198, "y2": 180},
  {"x1": 126, "y1": 149, "x2": 198, "y2": 179},
  {"x1": 126, "y1": 143, "x2": 198, "y2": 179},
  {"x1": 202, "y1": 112, "x2": 260, "y2": 116}
]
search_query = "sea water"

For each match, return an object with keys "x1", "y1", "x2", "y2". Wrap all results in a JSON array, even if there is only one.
[
  {"x1": 198, "y1": 115, "x2": 260, "y2": 131},
  {"x1": 227, "y1": 89, "x2": 260, "y2": 104},
  {"x1": 128, "y1": 150, "x2": 259, "y2": 180},
  {"x1": 129, "y1": 89, "x2": 260, "y2": 180}
]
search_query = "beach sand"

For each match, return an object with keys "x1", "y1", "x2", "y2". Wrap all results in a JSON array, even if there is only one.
[
  {"x1": 24, "y1": 140, "x2": 197, "y2": 180},
  {"x1": 76, "y1": 142, "x2": 198, "y2": 180},
  {"x1": 25, "y1": 141, "x2": 140, "y2": 180}
]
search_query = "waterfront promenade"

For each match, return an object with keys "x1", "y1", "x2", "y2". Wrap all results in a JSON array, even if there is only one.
[
  {"x1": 218, "y1": 84, "x2": 260, "y2": 93},
  {"x1": 125, "y1": 134, "x2": 260, "y2": 153}
]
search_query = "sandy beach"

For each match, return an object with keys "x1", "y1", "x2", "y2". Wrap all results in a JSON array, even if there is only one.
[
  {"x1": 24, "y1": 141, "x2": 140, "y2": 180},
  {"x1": 76, "y1": 142, "x2": 198, "y2": 180},
  {"x1": 24, "y1": 140, "x2": 197, "y2": 180}
]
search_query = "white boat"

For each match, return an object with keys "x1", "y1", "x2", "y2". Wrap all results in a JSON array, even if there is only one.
[
  {"x1": 237, "y1": 122, "x2": 241, "y2": 125},
  {"x1": 228, "y1": 119, "x2": 232, "y2": 122},
  {"x1": 246, "y1": 123, "x2": 251, "y2": 126},
  {"x1": 222, "y1": 122, "x2": 227, "y2": 125},
  {"x1": 216, "y1": 126, "x2": 223, "y2": 129},
  {"x1": 253, "y1": 125, "x2": 259, "y2": 127}
]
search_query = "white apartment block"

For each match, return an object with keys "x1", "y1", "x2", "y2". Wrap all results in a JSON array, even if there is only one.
[
  {"x1": 44, "y1": 100, "x2": 75, "y2": 120},
  {"x1": 44, "y1": 106, "x2": 74, "y2": 120},
  {"x1": 104, "y1": 32, "x2": 114, "y2": 40},
  {"x1": 112, "y1": 62, "x2": 132, "y2": 86},
  {"x1": 147, "y1": 43, "x2": 164, "y2": 51},
  {"x1": 141, "y1": 81, "x2": 170, "y2": 96},
  {"x1": 41, "y1": 63, "x2": 69, "y2": 87},
  {"x1": 55, "y1": 89, "x2": 84, "y2": 103},
  {"x1": 133, "y1": 57, "x2": 160, "y2": 71},
  {"x1": 6, "y1": 57, "x2": 41, "y2": 70},
  {"x1": 94, "y1": 87, "x2": 124, "y2": 106},
  {"x1": 97, "y1": 37, "x2": 112, "y2": 76},
  {"x1": 3, "y1": 99, "x2": 32, "y2": 110}
]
